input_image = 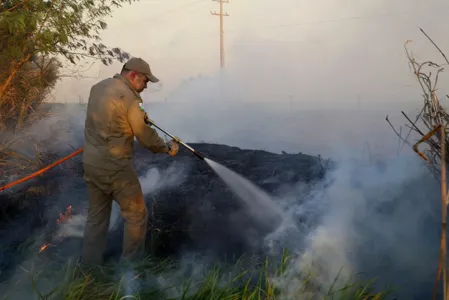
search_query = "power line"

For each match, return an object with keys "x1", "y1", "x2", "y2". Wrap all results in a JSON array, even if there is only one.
[
  {"x1": 139, "y1": 0, "x2": 205, "y2": 23},
  {"x1": 267, "y1": 12, "x2": 397, "y2": 29},
  {"x1": 179, "y1": 11, "x2": 414, "y2": 42},
  {"x1": 210, "y1": 0, "x2": 229, "y2": 69}
]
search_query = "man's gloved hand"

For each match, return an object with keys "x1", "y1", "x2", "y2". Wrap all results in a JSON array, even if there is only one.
[
  {"x1": 144, "y1": 113, "x2": 154, "y2": 126},
  {"x1": 166, "y1": 139, "x2": 179, "y2": 156}
]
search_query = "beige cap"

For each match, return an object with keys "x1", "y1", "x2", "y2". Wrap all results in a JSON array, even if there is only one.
[{"x1": 123, "y1": 57, "x2": 159, "y2": 83}]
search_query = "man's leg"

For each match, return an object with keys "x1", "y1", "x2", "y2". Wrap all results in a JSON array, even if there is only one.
[
  {"x1": 113, "y1": 166, "x2": 148, "y2": 263},
  {"x1": 82, "y1": 176, "x2": 113, "y2": 266}
]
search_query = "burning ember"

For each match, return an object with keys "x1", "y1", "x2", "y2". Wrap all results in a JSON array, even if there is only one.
[
  {"x1": 57, "y1": 205, "x2": 73, "y2": 224},
  {"x1": 39, "y1": 205, "x2": 74, "y2": 253},
  {"x1": 39, "y1": 243, "x2": 53, "y2": 253}
]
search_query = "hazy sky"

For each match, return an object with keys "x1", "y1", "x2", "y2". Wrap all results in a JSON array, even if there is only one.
[
  {"x1": 51, "y1": 0, "x2": 449, "y2": 104},
  {"x1": 46, "y1": 0, "x2": 449, "y2": 159}
]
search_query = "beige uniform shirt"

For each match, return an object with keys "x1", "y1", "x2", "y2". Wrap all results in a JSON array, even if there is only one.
[{"x1": 83, "y1": 74, "x2": 169, "y2": 170}]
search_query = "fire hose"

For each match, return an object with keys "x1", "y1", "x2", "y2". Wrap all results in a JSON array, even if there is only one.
[
  {"x1": 0, "y1": 148, "x2": 84, "y2": 193},
  {"x1": 0, "y1": 118, "x2": 206, "y2": 192}
]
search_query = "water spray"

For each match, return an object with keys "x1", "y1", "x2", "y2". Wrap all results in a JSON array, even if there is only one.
[
  {"x1": 144, "y1": 115, "x2": 206, "y2": 160},
  {"x1": 144, "y1": 115, "x2": 283, "y2": 233}
]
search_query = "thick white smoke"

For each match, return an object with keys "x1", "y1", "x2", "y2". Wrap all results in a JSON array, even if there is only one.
[{"x1": 262, "y1": 153, "x2": 440, "y2": 299}]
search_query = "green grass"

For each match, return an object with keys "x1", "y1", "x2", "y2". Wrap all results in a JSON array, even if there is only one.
[{"x1": 0, "y1": 249, "x2": 394, "y2": 300}]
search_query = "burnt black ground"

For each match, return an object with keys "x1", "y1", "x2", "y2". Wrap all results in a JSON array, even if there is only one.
[
  {"x1": 0, "y1": 142, "x2": 328, "y2": 282},
  {"x1": 0, "y1": 140, "x2": 446, "y2": 300}
]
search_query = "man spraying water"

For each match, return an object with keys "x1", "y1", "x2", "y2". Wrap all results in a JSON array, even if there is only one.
[
  {"x1": 81, "y1": 57, "x2": 283, "y2": 267},
  {"x1": 81, "y1": 57, "x2": 180, "y2": 266}
]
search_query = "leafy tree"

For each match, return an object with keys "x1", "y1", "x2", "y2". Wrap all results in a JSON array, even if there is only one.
[{"x1": 0, "y1": 0, "x2": 137, "y2": 102}]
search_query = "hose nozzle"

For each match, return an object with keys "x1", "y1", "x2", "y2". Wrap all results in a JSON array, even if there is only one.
[{"x1": 193, "y1": 150, "x2": 205, "y2": 160}]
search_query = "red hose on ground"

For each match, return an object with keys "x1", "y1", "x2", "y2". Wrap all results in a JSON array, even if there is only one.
[{"x1": 0, "y1": 148, "x2": 84, "y2": 193}]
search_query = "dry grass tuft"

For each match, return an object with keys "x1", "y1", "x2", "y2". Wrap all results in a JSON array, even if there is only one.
[
  {"x1": 386, "y1": 29, "x2": 449, "y2": 176},
  {"x1": 0, "y1": 133, "x2": 56, "y2": 189}
]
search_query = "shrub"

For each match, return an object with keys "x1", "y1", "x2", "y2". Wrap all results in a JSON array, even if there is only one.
[
  {"x1": 0, "y1": 55, "x2": 61, "y2": 131},
  {"x1": 0, "y1": 0, "x2": 135, "y2": 131}
]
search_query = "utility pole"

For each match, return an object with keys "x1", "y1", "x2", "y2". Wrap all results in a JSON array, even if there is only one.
[{"x1": 210, "y1": 0, "x2": 229, "y2": 68}]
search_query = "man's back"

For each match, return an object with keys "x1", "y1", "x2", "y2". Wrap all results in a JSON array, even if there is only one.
[{"x1": 83, "y1": 75, "x2": 138, "y2": 170}]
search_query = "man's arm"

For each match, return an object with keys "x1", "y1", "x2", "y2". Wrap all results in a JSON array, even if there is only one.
[{"x1": 127, "y1": 98, "x2": 169, "y2": 154}]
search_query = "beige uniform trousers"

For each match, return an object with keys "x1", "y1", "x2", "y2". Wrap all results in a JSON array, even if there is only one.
[{"x1": 81, "y1": 163, "x2": 148, "y2": 265}]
